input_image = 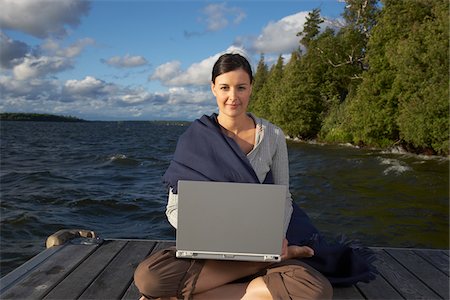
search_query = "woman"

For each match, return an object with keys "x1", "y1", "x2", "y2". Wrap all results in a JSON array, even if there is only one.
[{"x1": 134, "y1": 53, "x2": 373, "y2": 299}]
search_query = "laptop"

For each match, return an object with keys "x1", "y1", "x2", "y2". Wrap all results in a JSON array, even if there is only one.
[{"x1": 175, "y1": 180, "x2": 286, "y2": 262}]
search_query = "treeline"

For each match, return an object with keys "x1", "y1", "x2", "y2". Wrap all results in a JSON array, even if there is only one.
[
  {"x1": 249, "y1": 0, "x2": 448, "y2": 155},
  {"x1": 0, "y1": 113, "x2": 86, "y2": 122}
]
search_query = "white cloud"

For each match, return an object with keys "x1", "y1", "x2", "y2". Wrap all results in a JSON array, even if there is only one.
[
  {"x1": 63, "y1": 76, "x2": 118, "y2": 101},
  {"x1": 150, "y1": 61, "x2": 182, "y2": 82},
  {"x1": 42, "y1": 38, "x2": 95, "y2": 58},
  {"x1": 167, "y1": 87, "x2": 213, "y2": 105},
  {"x1": 235, "y1": 11, "x2": 343, "y2": 56},
  {"x1": 13, "y1": 55, "x2": 73, "y2": 80},
  {"x1": 0, "y1": 0, "x2": 91, "y2": 38},
  {"x1": 150, "y1": 46, "x2": 250, "y2": 87},
  {"x1": 185, "y1": 3, "x2": 246, "y2": 37},
  {"x1": 202, "y1": 3, "x2": 246, "y2": 31},
  {"x1": 150, "y1": 56, "x2": 215, "y2": 86},
  {"x1": 102, "y1": 54, "x2": 148, "y2": 68},
  {"x1": 119, "y1": 88, "x2": 168, "y2": 105},
  {"x1": 0, "y1": 75, "x2": 59, "y2": 99},
  {"x1": 252, "y1": 11, "x2": 309, "y2": 54}
]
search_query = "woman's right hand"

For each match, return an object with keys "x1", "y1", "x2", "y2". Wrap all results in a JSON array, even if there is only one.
[{"x1": 281, "y1": 238, "x2": 314, "y2": 260}]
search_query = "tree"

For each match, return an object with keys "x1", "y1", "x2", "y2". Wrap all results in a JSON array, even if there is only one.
[
  {"x1": 254, "y1": 55, "x2": 284, "y2": 121},
  {"x1": 275, "y1": 51, "x2": 323, "y2": 138},
  {"x1": 343, "y1": 0, "x2": 379, "y2": 39},
  {"x1": 394, "y1": 0, "x2": 449, "y2": 154},
  {"x1": 298, "y1": 8, "x2": 324, "y2": 50},
  {"x1": 343, "y1": 0, "x2": 441, "y2": 148},
  {"x1": 248, "y1": 54, "x2": 269, "y2": 116},
  {"x1": 299, "y1": 3, "x2": 379, "y2": 143}
]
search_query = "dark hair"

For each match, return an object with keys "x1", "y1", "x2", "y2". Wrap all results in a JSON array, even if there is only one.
[{"x1": 211, "y1": 53, "x2": 253, "y2": 83}]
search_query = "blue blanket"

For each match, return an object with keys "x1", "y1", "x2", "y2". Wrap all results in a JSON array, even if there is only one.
[{"x1": 163, "y1": 113, "x2": 376, "y2": 286}]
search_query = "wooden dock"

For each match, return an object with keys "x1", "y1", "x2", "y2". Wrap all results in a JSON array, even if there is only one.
[{"x1": 1, "y1": 238, "x2": 448, "y2": 299}]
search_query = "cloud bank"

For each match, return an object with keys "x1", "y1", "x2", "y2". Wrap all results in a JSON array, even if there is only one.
[{"x1": 0, "y1": 0, "x2": 91, "y2": 38}]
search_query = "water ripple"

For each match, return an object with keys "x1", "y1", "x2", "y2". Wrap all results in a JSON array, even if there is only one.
[{"x1": 1, "y1": 122, "x2": 448, "y2": 277}]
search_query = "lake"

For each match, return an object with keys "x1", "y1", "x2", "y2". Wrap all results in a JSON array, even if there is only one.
[{"x1": 1, "y1": 121, "x2": 448, "y2": 277}]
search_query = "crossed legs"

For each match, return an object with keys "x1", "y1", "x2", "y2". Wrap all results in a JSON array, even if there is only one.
[{"x1": 134, "y1": 247, "x2": 332, "y2": 299}]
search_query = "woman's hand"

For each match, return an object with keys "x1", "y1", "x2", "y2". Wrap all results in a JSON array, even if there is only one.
[{"x1": 281, "y1": 238, "x2": 314, "y2": 261}]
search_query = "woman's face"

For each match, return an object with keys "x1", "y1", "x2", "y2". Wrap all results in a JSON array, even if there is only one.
[{"x1": 211, "y1": 68, "x2": 252, "y2": 119}]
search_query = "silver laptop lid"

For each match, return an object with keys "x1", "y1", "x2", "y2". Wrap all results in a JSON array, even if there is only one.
[{"x1": 176, "y1": 180, "x2": 286, "y2": 262}]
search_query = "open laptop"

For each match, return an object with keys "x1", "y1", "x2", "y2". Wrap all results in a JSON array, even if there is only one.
[{"x1": 176, "y1": 180, "x2": 286, "y2": 262}]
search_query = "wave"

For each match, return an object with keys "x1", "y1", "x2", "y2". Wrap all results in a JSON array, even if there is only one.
[
  {"x1": 1, "y1": 171, "x2": 73, "y2": 185},
  {"x1": 378, "y1": 158, "x2": 412, "y2": 175},
  {"x1": 106, "y1": 154, "x2": 141, "y2": 166}
]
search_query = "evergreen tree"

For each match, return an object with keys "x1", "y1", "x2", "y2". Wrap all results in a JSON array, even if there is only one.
[
  {"x1": 248, "y1": 54, "x2": 269, "y2": 116},
  {"x1": 344, "y1": 0, "x2": 440, "y2": 148},
  {"x1": 275, "y1": 51, "x2": 323, "y2": 138},
  {"x1": 250, "y1": 0, "x2": 448, "y2": 155},
  {"x1": 253, "y1": 54, "x2": 269, "y2": 93},
  {"x1": 256, "y1": 55, "x2": 284, "y2": 121},
  {"x1": 317, "y1": 1, "x2": 380, "y2": 142},
  {"x1": 298, "y1": 8, "x2": 324, "y2": 50},
  {"x1": 394, "y1": 0, "x2": 449, "y2": 154}
]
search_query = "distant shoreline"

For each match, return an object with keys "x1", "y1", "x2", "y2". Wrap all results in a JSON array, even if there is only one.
[
  {"x1": 0, "y1": 113, "x2": 193, "y2": 124},
  {"x1": 0, "y1": 113, "x2": 87, "y2": 122}
]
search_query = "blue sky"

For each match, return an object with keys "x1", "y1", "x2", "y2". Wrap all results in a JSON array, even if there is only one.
[{"x1": 1, "y1": 0, "x2": 346, "y2": 120}]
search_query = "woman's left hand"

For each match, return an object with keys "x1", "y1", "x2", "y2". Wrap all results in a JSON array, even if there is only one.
[{"x1": 281, "y1": 238, "x2": 314, "y2": 260}]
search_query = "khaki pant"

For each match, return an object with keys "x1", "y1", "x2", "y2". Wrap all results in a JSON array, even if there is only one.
[{"x1": 134, "y1": 247, "x2": 332, "y2": 300}]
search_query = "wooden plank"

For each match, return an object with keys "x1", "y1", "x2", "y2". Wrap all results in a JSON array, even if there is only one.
[
  {"x1": 0, "y1": 245, "x2": 61, "y2": 293},
  {"x1": 122, "y1": 281, "x2": 141, "y2": 300},
  {"x1": 122, "y1": 240, "x2": 175, "y2": 300},
  {"x1": 332, "y1": 285, "x2": 364, "y2": 300},
  {"x1": 78, "y1": 240, "x2": 154, "y2": 299},
  {"x1": 2, "y1": 240, "x2": 448, "y2": 300},
  {"x1": 152, "y1": 240, "x2": 176, "y2": 251},
  {"x1": 43, "y1": 240, "x2": 128, "y2": 300},
  {"x1": 0, "y1": 243, "x2": 98, "y2": 300},
  {"x1": 386, "y1": 248, "x2": 449, "y2": 299},
  {"x1": 371, "y1": 249, "x2": 441, "y2": 299},
  {"x1": 415, "y1": 249, "x2": 449, "y2": 276},
  {"x1": 356, "y1": 271, "x2": 403, "y2": 299}
]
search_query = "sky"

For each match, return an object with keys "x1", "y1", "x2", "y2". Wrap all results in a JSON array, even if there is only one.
[{"x1": 0, "y1": 0, "x2": 347, "y2": 121}]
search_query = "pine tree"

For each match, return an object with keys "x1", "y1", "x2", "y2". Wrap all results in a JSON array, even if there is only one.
[
  {"x1": 298, "y1": 8, "x2": 324, "y2": 50},
  {"x1": 256, "y1": 55, "x2": 284, "y2": 121},
  {"x1": 275, "y1": 51, "x2": 323, "y2": 138},
  {"x1": 248, "y1": 54, "x2": 269, "y2": 116}
]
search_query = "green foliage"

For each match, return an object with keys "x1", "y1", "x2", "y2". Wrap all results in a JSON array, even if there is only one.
[
  {"x1": 251, "y1": 0, "x2": 448, "y2": 155},
  {"x1": 249, "y1": 55, "x2": 284, "y2": 120},
  {"x1": 273, "y1": 51, "x2": 324, "y2": 138},
  {"x1": 343, "y1": 0, "x2": 448, "y2": 153},
  {"x1": 248, "y1": 54, "x2": 269, "y2": 116},
  {"x1": 394, "y1": 0, "x2": 449, "y2": 154}
]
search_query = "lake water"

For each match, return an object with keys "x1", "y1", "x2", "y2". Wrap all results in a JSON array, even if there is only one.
[{"x1": 1, "y1": 121, "x2": 448, "y2": 277}]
